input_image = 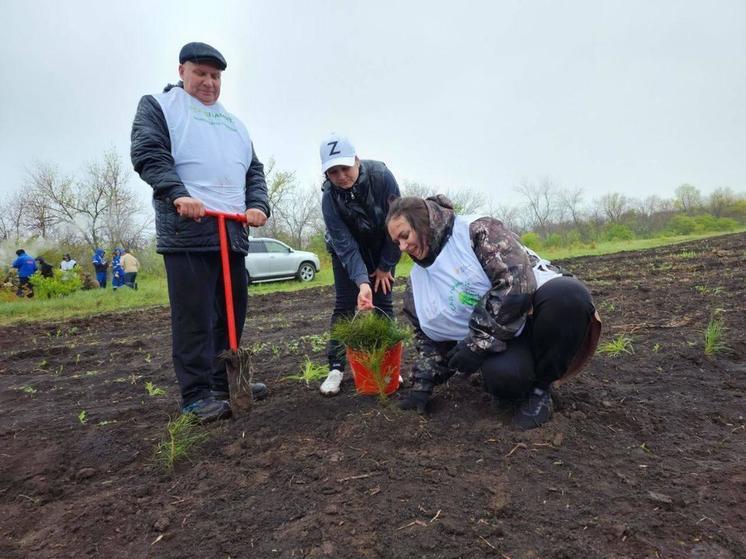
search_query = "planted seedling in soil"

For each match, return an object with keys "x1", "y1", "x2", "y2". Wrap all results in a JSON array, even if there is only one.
[
  {"x1": 145, "y1": 381, "x2": 166, "y2": 397},
  {"x1": 598, "y1": 334, "x2": 634, "y2": 357},
  {"x1": 332, "y1": 312, "x2": 411, "y2": 401},
  {"x1": 704, "y1": 315, "x2": 730, "y2": 356},
  {"x1": 155, "y1": 414, "x2": 209, "y2": 472},
  {"x1": 282, "y1": 357, "x2": 328, "y2": 386}
]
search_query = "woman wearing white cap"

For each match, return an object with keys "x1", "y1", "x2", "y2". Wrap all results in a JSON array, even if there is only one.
[{"x1": 319, "y1": 134, "x2": 402, "y2": 396}]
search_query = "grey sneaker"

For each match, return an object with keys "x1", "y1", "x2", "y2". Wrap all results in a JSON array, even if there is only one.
[{"x1": 512, "y1": 387, "x2": 553, "y2": 430}]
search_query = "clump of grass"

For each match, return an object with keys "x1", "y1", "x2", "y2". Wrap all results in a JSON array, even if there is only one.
[
  {"x1": 155, "y1": 414, "x2": 209, "y2": 472},
  {"x1": 331, "y1": 312, "x2": 411, "y2": 400},
  {"x1": 598, "y1": 334, "x2": 634, "y2": 357},
  {"x1": 704, "y1": 315, "x2": 730, "y2": 356},
  {"x1": 282, "y1": 357, "x2": 328, "y2": 385}
]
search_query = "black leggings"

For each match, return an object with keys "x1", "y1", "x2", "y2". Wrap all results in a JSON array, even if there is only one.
[{"x1": 481, "y1": 276, "x2": 595, "y2": 399}]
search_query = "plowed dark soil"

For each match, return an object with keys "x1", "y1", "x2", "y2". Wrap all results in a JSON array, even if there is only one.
[{"x1": 1, "y1": 233, "x2": 744, "y2": 559}]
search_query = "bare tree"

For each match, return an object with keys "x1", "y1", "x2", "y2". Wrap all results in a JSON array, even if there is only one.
[
  {"x1": 447, "y1": 188, "x2": 486, "y2": 215},
  {"x1": 400, "y1": 180, "x2": 434, "y2": 198},
  {"x1": 708, "y1": 187, "x2": 737, "y2": 218},
  {"x1": 0, "y1": 191, "x2": 28, "y2": 241},
  {"x1": 674, "y1": 183, "x2": 702, "y2": 215},
  {"x1": 596, "y1": 192, "x2": 629, "y2": 223},
  {"x1": 99, "y1": 152, "x2": 152, "y2": 249},
  {"x1": 559, "y1": 187, "x2": 585, "y2": 229},
  {"x1": 23, "y1": 162, "x2": 72, "y2": 238},
  {"x1": 485, "y1": 201, "x2": 522, "y2": 233},
  {"x1": 24, "y1": 151, "x2": 150, "y2": 250},
  {"x1": 261, "y1": 159, "x2": 299, "y2": 240},
  {"x1": 400, "y1": 181, "x2": 485, "y2": 214},
  {"x1": 275, "y1": 185, "x2": 323, "y2": 249},
  {"x1": 515, "y1": 178, "x2": 559, "y2": 237}
]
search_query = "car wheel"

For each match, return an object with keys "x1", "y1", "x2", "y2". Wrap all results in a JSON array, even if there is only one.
[{"x1": 297, "y1": 262, "x2": 315, "y2": 282}]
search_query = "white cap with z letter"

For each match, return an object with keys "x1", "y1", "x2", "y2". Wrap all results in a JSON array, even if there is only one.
[{"x1": 320, "y1": 133, "x2": 356, "y2": 173}]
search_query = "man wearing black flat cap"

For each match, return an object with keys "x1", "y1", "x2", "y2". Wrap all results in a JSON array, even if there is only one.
[{"x1": 130, "y1": 42, "x2": 271, "y2": 423}]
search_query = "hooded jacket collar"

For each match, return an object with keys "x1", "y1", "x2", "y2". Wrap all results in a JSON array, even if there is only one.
[{"x1": 413, "y1": 195, "x2": 456, "y2": 268}]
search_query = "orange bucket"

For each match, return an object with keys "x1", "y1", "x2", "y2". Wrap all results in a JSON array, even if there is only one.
[{"x1": 346, "y1": 341, "x2": 402, "y2": 395}]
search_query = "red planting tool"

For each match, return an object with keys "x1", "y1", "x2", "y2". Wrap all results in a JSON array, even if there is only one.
[{"x1": 203, "y1": 208, "x2": 255, "y2": 412}]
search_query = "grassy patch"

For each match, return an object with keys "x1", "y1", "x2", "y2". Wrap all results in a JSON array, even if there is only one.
[
  {"x1": 2, "y1": 229, "x2": 742, "y2": 325},
  {"x1": 0, "y1": 276, "x2": 168, "y2": 325}
]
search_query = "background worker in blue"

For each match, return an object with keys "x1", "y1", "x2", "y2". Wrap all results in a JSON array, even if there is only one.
[
  {"x1": 318, "y1": 133, "x2": 402, "y2": 396},
  {"x1": 111, "y1": 248, "x2": 125, "y2": 290},
  {"x1": 131, "y1": 41, "x2": 270, "y2": 423},
  {"x1": 92, "y1": 249, "x2": 108, "y2": 288},
  {"x1": 12, "y1": 249, "x2": 37, "y2": 297}
]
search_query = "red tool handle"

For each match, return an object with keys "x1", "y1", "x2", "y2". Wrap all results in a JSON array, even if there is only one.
[
  {"x1": 203, "y1": 209, "x2": 248, "y2": 351},
  {"x1": 203, "y1": 209, "x2": 248, "y2": 223}
]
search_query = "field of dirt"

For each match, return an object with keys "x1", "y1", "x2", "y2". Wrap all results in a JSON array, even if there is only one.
[{"x1": 1, "y1": 233, "x2": 744, "y2": 559}]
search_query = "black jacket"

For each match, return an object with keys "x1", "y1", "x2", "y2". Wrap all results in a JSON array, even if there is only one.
[
  {"x1": 130, "y1": 84, "x2": 270, "y2": 254},
  {"x1": 321, "y1": 160, "x2": 401, "y2": 286}
]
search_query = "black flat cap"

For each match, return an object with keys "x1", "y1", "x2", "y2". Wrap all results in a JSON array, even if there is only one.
[{"x1": 179, "y1": 42, "x2": 227, "y2": 70}]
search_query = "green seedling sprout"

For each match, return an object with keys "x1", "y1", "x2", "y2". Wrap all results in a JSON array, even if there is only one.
[
  {"x1": 704, "y1": 315, "x2": 730, "y2": 356},
  {"x1": 155, "y1": 414, "x2": 209, "y2": 471},
  {"x1": 145, "y1": 381, "x2": 166, "y2": 397},
  {"x1": 282, "y1": 358, "x2": 328, "y2": 385},
  {"x1": 598, "y1": 335, "x2": 634, "y2": 357},
  {"x1": 78, "y1": 410, "x2": 88, "y2": 424}
]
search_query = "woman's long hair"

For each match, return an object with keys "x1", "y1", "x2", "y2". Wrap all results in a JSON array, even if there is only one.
[{"x1": 385, "y1": 197, "x2": 431, "y2": 243}]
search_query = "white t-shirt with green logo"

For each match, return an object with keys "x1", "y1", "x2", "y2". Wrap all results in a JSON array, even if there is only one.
[
  {"x1": 155, "y1": 87, "x2": 251, "y2": 214},
  {"x1": 411, "y1": 216, "x2": 492, "y2": 342}
]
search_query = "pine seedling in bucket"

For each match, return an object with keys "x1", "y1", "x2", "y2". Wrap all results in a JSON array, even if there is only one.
[{"x1": 331, "y1": 312, "x2": 411, "y2": 400}]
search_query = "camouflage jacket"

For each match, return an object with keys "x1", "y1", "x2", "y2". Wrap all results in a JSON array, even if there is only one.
[{"x1": 403, "y1": 195, "x2": 537, "y2": 388}]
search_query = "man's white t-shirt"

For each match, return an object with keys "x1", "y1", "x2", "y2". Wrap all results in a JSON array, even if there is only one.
[{"x1": 155, "y1": 87, "x2": 252, "y2": 214}]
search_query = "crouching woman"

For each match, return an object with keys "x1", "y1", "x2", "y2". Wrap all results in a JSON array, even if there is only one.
[{"x1": 386, "y1": 195, "x2": 601, "y2": 430}]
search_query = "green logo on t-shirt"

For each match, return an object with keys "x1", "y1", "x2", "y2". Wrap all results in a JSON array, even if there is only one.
[{"x1": 188, "y1": 106, "x2": 238, "y2": 132}]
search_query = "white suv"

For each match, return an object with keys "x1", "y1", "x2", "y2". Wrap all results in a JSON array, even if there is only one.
[{"x1": 246, "y1": 237, "x2": 321, "y2": 283}]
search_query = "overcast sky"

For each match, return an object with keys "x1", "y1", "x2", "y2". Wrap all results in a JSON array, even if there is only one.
[{"x1": 2, "y1": 0, "x2": 744, "y2": 209}]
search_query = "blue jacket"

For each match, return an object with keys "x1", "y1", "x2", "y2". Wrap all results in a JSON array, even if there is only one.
[
  {"x1": 112, "y1": 249, "x2": 124, "y2": 277},
  {"x1": 321, "y1": 160, "x2": 401, "y2": 286},
  {"x1": 12, "y1": 252, "x2": 37, "y2": 278},
  {"x1": 92, "y1": 249, "x2": 108, "y2": 273}
]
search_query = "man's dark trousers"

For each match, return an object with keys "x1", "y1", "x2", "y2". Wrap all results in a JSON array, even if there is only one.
[{"x1": 164, "y1": 251, "x2": 248, "y2": 406}]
